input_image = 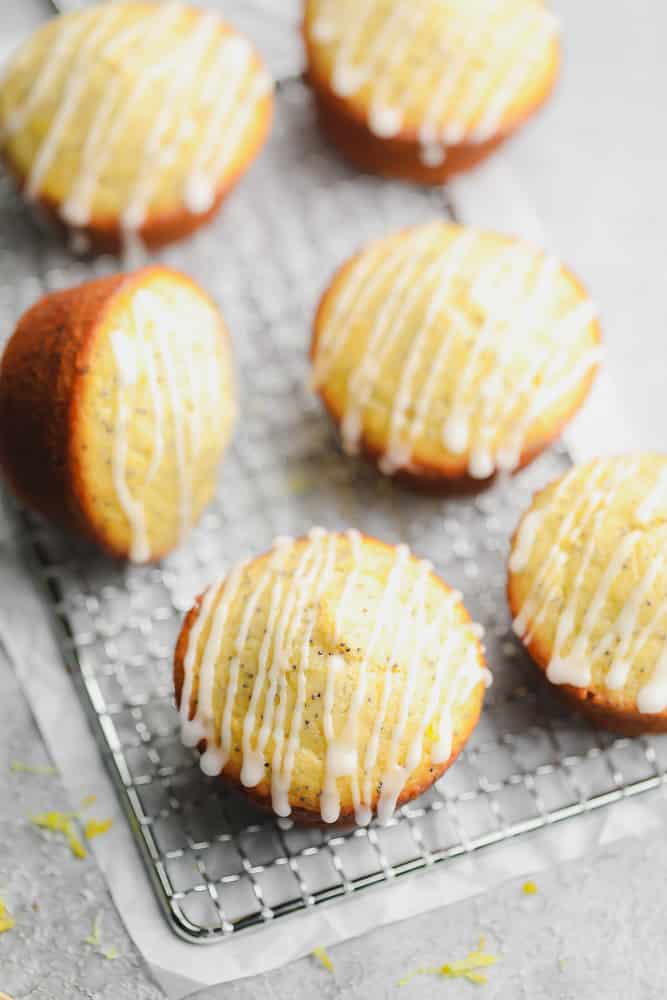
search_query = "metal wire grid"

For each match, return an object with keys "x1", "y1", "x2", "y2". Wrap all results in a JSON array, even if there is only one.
[{"x1": 4, "y1": 81, "x2": 667, "y2": 944}]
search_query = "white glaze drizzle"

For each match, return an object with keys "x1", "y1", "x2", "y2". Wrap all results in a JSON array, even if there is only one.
[
  {"x1": 313, "y1": 0, "x2": 558, "y2": 160},
  {"x1": 180, "y1": 582, "x2": 222, "y2": 747},
  {"x1": 3, "y1": 3, "x2": 271, "y2": 238},
  {"x1": 194, "y1": 561, "x2": 248, "y2": 776},
  {"x1": 256, "y1": 532, "x2": 329, "y2": 806},
  {"x1": 121, "y1": 13, "x2": 219, "y2": 232},
  {"x1": 110, "y1": 328, "x2": 150, "y2": 563},
  {"x1": 25, "y1": 5, "x2": 123, "y2": 201},
  {"x1": 596, "y1": 553, "x2": 665, "y2": 691},
  {"x1": 323, "y1": 541, "x2": 412, "y2": 826},
  {"x1": 547, "y1": 530, "x2": 639, "y2": 687},
  {"x1": 512, "y1": 458, "x2": 667, "y2": 713},
  {"x1": 636, "y1": 466, "x2": 667, "y2": 524},
  {"x1": 62, "y1": 3, "x2": 186, "y2": 228},
  {"x1": 106, "y1": 286, "x2": 221, "y2": 562},
  {"x1": 239, "y1": 537, "x2": 311, "y2": 788},
  {"x1": 271, "y1": 531, "x2": 337, "y2": 817},
  {"x1": 321, "y1": 528, "x2": 363, "y2": 824},
  {"x1": 317, "y1": 227, "x2": 599, "y2": 478},
  {"x1": 360, "y1": 558, "x2": 430, "y2": 819},
  {"x1": 180, "y1": 531, "x2": 485, "y2": 823},
  {"x1": 416, "y1": 3, "x2": 502, "y2": 160},
  {"x1": 373, "y1": 560, "x2": 430, "y2": 824},
  {"x1": 512, "y1": 461, "x2": 628, "y2": 641},
  {"x1": 312, "y1": 239, "x2": 405, "y2": 389},
  {"x1": 340, "y1": 227, "x2": 443, "y2": 455},
  {"x1": 0, "y1": 12, "x2": 94, "y2": 143},
  {"x1": 508, "y1": 509, "x2": 544, "y2": 574},
  {"x1": 134, "y1": 290, "x2": 190, "y2": 546},
  {"x1": 379, "y1": 230, "x2": 476, "y2": 474},
  {"x1": 184, "y1": 35, "x2": 253, "y2": 213},
  {"x1": 442, "y1": 246, "x2": 531, "y2": 463}
]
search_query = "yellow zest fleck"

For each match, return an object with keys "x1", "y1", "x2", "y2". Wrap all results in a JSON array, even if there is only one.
[
  {"x1": 30, "y1": 811, "x2": 87, "y2": 859},
  {"x1": 287, "y1": 471, "x2": 313, "y2": 496},
  {"x1": 81, "y1": 794, "x2": 97, "y2": 809},
  {"x1": 399, "y1": 943, "x2": 499, "y2": 987},
  {"x1": 0, "y1": 897, "x2": 16, "y2": 934},
  {"x1": 85, "y1": 913, "x2": 102, "y2": 947},
  {"x1": 523, "y1": 880, "x2": 538, "y2": 895},
  {"x1": 84, "y1": 818, "x2": 112, "y2": 840},
  {"x1": 84, "y1": 914, "x2": 118, "y2": 959},
  {"x1": 312, "y1": 946, "x2": 335, "y2": 972},
  {"x1": 10, "y1": 760, "x2": 57, "y2": 776},
  {"x1": 398, "y1": 967, "x2": 436, "y2": 987}
]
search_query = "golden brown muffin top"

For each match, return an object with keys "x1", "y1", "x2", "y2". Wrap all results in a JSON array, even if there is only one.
[
  {"x1": 304, "y1": 0, "x2": 559, "y2": 155},
  {"x1": 0, "y1": 2, "x2": 272, "y2": 231},
  {"x1": 509, "y1": 454, "x2": 667, "y2": 716},
  {"x1": 176, "y1": 529, "x2": 487, "y2": 824},
  {"x1": 312, "y1": 222, "x2": 601, "y2": 480}
]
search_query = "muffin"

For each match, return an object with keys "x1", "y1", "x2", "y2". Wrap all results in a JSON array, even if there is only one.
[
  {"x1": 311, "y1": 222, "x2": 602, "y2": 485},
  {"x1": 0, "y1": 266, "x2": 236, "y2": 562},
  {"x1": 174, "y1": 528, "x2": 488, "y2": 825},
  {"x1": 304, "y1": 0, "x2": 559, "y2": 184},
  {"x1": 0, "y1": 2, "x2": 273, "y2": 252},
  {"x1": 508, "y1": 454, "x2": 667, "y2": 734}
]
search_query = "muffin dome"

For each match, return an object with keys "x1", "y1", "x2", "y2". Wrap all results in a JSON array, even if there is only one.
[
  {"x1": 304, "y1": 0, "x2": 559, "y2": 183},
  {"x1": 175, "y1": 529, "x2": 487, "y2": 825},
  {"x1": 0, "y1": 266, "x2": 236, "y2": 562},
  {"x1": 0, "y1": 2, "x2": 273, "y2": 251},
  {"x1": 508, "y1": 455, "x2": 667, "y2": 734},
  {"x1": 311, "y1": 222, "x2": 601, "y2": 484}
]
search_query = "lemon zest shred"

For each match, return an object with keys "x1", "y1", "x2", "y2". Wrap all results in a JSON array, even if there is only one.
[
  {"x1": 464, "y1": 971, "x2": 488, "y2": 985},
  {"x1": 398, "y1": 967, "x2": 438, "y2": 986},
  {"x1": 84, "y1": 818, "x2": 112, "y2": 839},
  {"x1": 101, "y1": 945, "x2": 119, "y2": 961},
  {"x1": 523, "y1": 880, "x2": 538, "y2": 895},
  {"x1": 85, "y1": 913, "x2": 103, "y2": 947},
  {"x1": 10, "y1": 760, "x2": 57, "y2": 776},
  {"x1": 312, "y1": 946, "x2": 335, "y2": 972},
  {"x1": 0, "y1": 897, "x2": 15, "y2": 934},
  {"x1": 81, "y1": 794, "x2": 97, "y2": 809},
  {"x1": 287, "y1": 471, "x2": 313, "y2": 497},
  {"x1": 30, "y1": 811, "x2": 87, "y2": 859},
  {"x1": 399, "y1": 944, "x2": 499, "y2": 987}
]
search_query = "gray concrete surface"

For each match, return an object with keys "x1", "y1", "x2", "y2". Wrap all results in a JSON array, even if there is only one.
[
  {"x1": 192, "y1": 828, "x2": 667, "y2": 1000},
  {"x1": 0, "y1": 648, "x2": 162, "y2": 1000},
  {"x1": 1, "y1": 1, "x2": 667, "y2": 998}
]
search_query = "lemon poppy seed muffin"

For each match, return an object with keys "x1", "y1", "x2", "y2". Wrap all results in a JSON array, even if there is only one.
[
  {"x1": 0, "y1": 266, "x2": 236, "y2": 562},
  {"x1": 508, "y1": 455, "x2": 667, "y2": 734},
  {"x1": 304, "y1": 0, "x2": 559, "y2": 184},
  {"x1": 0, "y1": 2, "x2": 273, "y2": 252},
  {"x1": 174, "y1": 528, "x2": 488, "y2": 825},
  {"x1": 311, "y1": 222, "x2": 602, "y2": 485}
]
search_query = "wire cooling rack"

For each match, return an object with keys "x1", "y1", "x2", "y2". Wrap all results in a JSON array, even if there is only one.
[{"x1": 4, "y1": 80, "x2": 667, "y2": 944}]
